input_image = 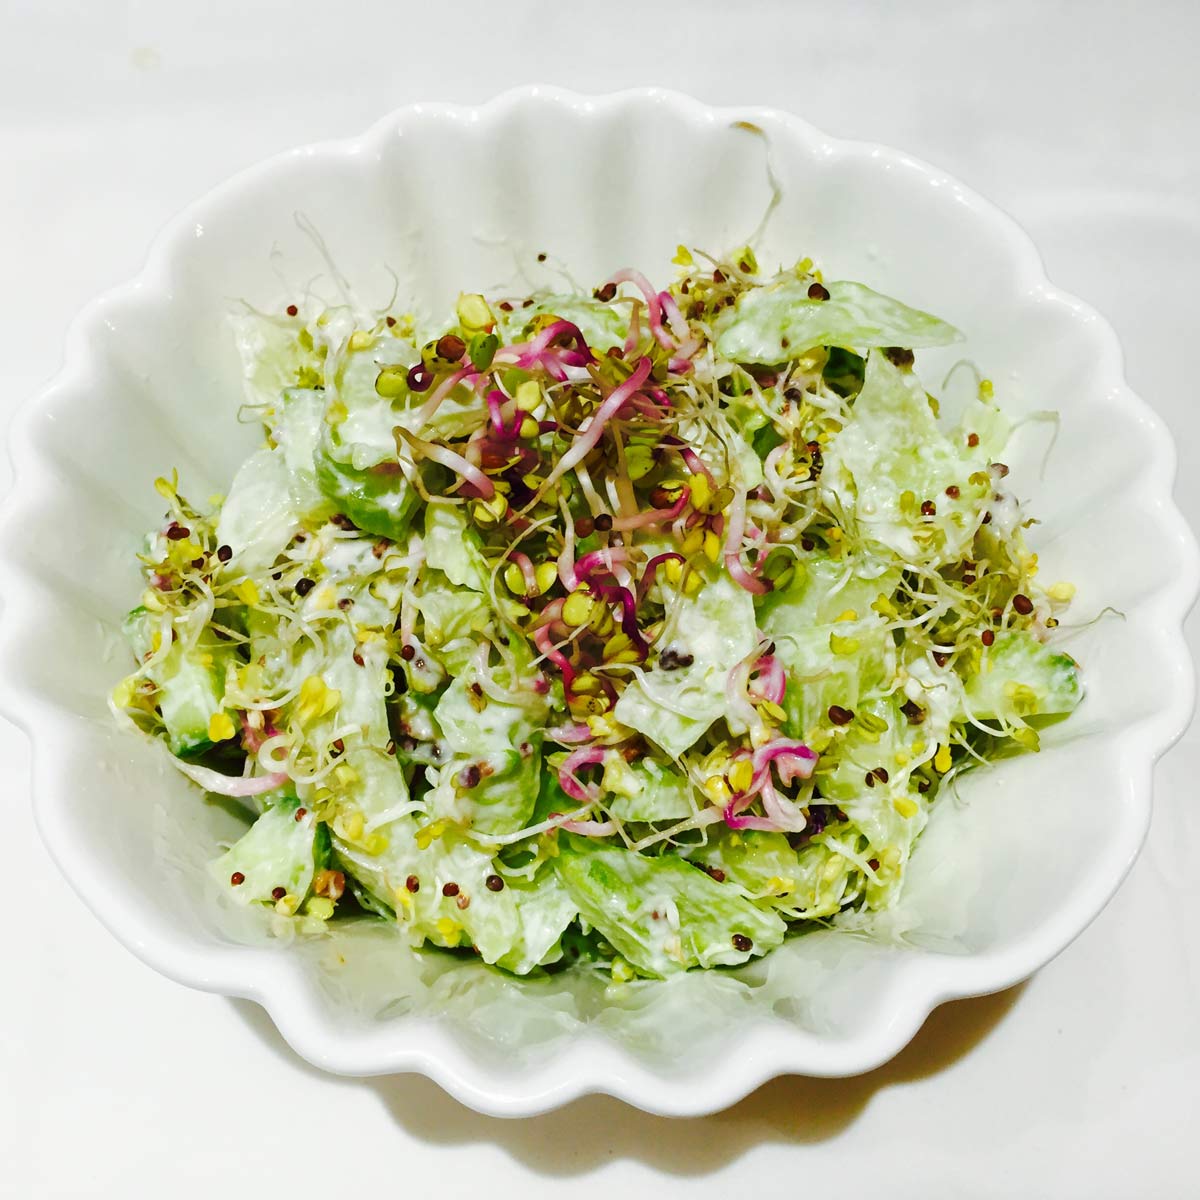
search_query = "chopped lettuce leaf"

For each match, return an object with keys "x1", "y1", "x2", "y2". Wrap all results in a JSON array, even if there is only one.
[
  {"x1": 601, "y1": 755, "x2": 697, "y2": 823},
  {"x1": 499, "y1": 294, "x2": 628, "y2": 351},
  {"x1": 689, "y1": 829, "x2": 800, "y2": 897},
  {"x1": 613, "y1": 572, "x2": 756, "y2": 756},
  {"x1": 314, "y1": 438, "x2": 419, "y2": 540},
  {"x1": 555, "y1": 837, "x2": 786, "y2": 977},
  {"x1": 758, "y1": 551, "x2": 902, "y2": 630},
  {"x1": 820, "y1": 351, "x2": 997, "y2": 565},
  {"x1": 215, "y1": 447, "x2": 299, "y2": 574},
  {"x1": 271, "y1": 388, "x2": 336, "y2": 520},
  {"x1": 423, "y1": 502, "x2": 490, "y2": 591},
  {"x1": 336, "y1": 810, "x2": 576, "y2": 974},
  {"x1": 431, "y1": 662, "x2": 548, "y2": 836},
  {"x1": 230, "y1": 309, "x2": 321, "y2": 409},
  {"x1": 413, "y1": 578, "x2": 491, "y2": 649},
  {"x1": 211, "y1": 796, "x2": 327, "y2": 906},
  {"x1": 773, "y1": 616, "x2": 895, "y2": 742},
  {"x1": 715, "y1": 279, "x2": 962, "y2": 364},
  {"x1": 962, "y1": 630, "x2": 1082, "y2": 722}
]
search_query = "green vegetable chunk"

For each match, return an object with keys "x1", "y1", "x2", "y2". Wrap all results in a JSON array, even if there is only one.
[
  {"x1": 715, "y1": 279, "x2": 962, "y2": 364},
  {"x1": 555, "y1": 838, "x2": 786, "y2": 977},
  {"x1": 963, "y1": 630, "x2": 1082, "y2": 722},
  {"x1": 211, "y1": 797, "x2": 328, "y2": 907}
]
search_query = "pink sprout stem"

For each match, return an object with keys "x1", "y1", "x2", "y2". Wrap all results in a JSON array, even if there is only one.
[
  {"x1": 559, "y1": 746, "x2": 606, "y2": 802},
  {"x1": 607, "y1": 269, "x2": 674, "y2": 349},
  {"x1": 539, "y1": 357, "x2": 654, "y2": 491}
]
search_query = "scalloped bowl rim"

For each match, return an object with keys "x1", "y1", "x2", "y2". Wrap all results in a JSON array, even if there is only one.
[{"x1": 0, "y1": 86, "x2": 1196, "y2": 1117}]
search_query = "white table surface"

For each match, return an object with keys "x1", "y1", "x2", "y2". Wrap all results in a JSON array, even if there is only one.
[{"x1": 3, "y1": 3, "x2": 1198, "y2": 1196}]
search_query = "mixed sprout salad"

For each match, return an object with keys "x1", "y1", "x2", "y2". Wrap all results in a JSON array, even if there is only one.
[{"x1": 112, "y1": 245, "x2": 1082, "y2": 980}]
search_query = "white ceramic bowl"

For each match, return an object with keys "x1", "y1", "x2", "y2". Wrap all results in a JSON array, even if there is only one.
[{"x1": 1, "y1": 87, "x2": 1195, "y2": 1118}]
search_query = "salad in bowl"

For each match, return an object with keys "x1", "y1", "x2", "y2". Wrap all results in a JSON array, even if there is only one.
[{"x1": 112, "y1": 248, "x2": 1082, "y2": 981}]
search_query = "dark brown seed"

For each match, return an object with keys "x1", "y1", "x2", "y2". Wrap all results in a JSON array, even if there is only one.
[
  {"x1": 865, "y1": 772, "x2": 875, "y2": 788},
  {"x1": 405, "y1": 875, "x2": 420, "y2": 893},
  {"x1": 1013, "y1": 593, "x2": 1034, "y2": 615},
  {"x1": 401, "y1": 644, "x2": 416, "y2": 661},
  {"x1": 498, "y1": 300, "x2": 513, "y2": 312},
  {"x1": 962, "y1": 573, "x2": 977, "y2": 586},
  {"x1": 900, "y1": 699, "x2": 926, "y2": 725},
  {"x1": 385, "y1": 740, "x2": 396, "y2": 756},
  {"x1": 595, "y1": 282, "x2": 617, "y2": 302},
  {"x1": 828, "y1": 704, "x2": 854, "y2": 726},
  {"x1": 386, "y1": 315, "x2": 397, "y2": 327},
  {"x1": 704, "y1": 866, "x2": 726, "y2": 883},
  {"x1": 575, "y1": 516, "x2": 594, "y2": 538},
  {"x1": 933, "y1": 651, "x2": 949, "y2": 668},
  {"x1": 459, "y1": 764, "x2": 481, "y2": 789},
  {"x1": 884, "y1": 346, "x2": 914, "y2": 368},
  {"x1": 216, "y1": 544, "x2": 232, "y2": 563},
  {"x1": 442, "y1": 882, "x2": 460, "y2": 898},
  {"x1": 593, "y1": 513, "x2": 613, "y2": 532},
  {"x1": 874, "y1": 767, "x2": 889, "y2": 784},
  {"x1": 713, "y1": 269, "x2": 726, "y2": 283},
  {"x1": 982, "y1": 512, "x2": 993, "y2": 524},
  {"x1": 981, "y1": 629, "x2": 996, "y2": 647},
  {"x1": 286, "y1": 304, "x2": 298, "y2": 317},
  {"x1": 967, "y1": 433, "x2": 980, "y2": 448},
  {"x1": 918, "y1": 778, "x2": 932, "y2": 793},
  {"x1": 807, "y1": 282, "x2": 831, "y2": 301},
  {"x1": 868, "y1": 858, "x2": 880, "y2": 871},
  {"x1": 485, "y1": 874, "x2": 505, "y2": 892},
  {"x1": 732, "y1": 933, "x2": 753, "y2": 952},
  {"x1": 230, "y1": 871, "x2": 245, "y2": 886},
  {"x1": 352, "y1": 650, "x2": 365, "y2": 667},
  {"x1": 658, "y1": 648, "x2": 695, "y2": 672},
  {"x1": 294, "y1": 807, "x2": 307, "y2": 822},
  {"x1": 801, "y1": 537, "x2": 815, "y2": 552},
  {"x1": 945, "y1": 485, "x2": 960, "y2": 499},
  {"x1": 337, "y1": 597, "x2": 354, "y2": 611},
  {"x1": 295, "y1": 577, "x2": 314, "y2": 596},
  {"x1": 331, "y1": 738, "x2": 345, "y2": 755},
  {"x1": 921, "y1": 500, "x2": 937, "y2": 517},
  {"x1": 271, "y1": 886, "x2": 286, "y2": 901},
  {"x1": 537, "y1": 252, "x2": 547, "y2": 262},
  {"x1": 436, "y1": 333, "x2": 466, "y2": 361},
  {"x1": 166, "y1": 524, "x2": 190, "y2": 541}
]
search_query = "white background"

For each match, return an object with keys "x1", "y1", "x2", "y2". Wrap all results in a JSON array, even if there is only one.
[{"x1": 2, "y1": 2, "x2": 1198, "y2": 1196}]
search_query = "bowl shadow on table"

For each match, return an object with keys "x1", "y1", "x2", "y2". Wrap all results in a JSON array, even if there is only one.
[{"x1": 231, "y1": 982, "x2": 1023, "y2": 1174}]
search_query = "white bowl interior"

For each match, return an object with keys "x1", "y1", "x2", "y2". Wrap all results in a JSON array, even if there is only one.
[{"x1": 1, "y1": 89, "x2": 1194, "y2": 1115}]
